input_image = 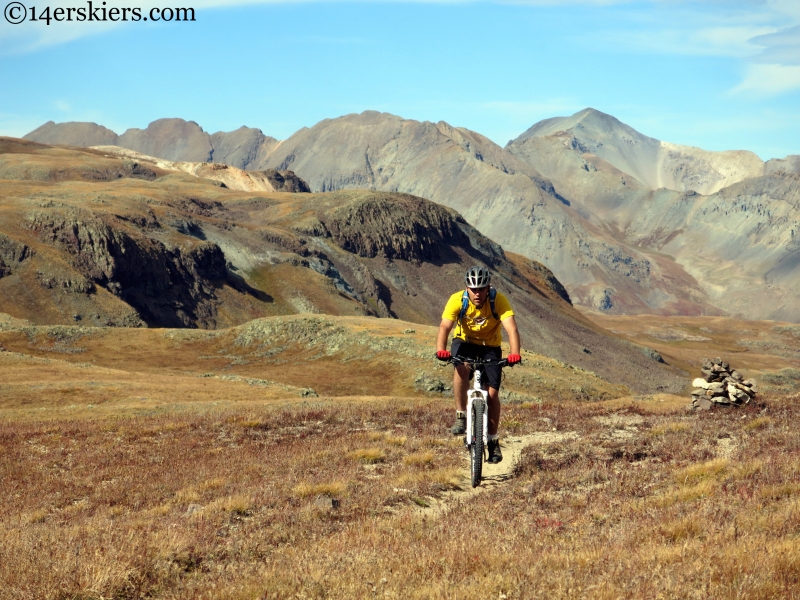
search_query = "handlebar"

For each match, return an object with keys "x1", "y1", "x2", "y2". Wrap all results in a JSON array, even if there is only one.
[{"x1": 447, "y1": 356, "x2": 512, "y2": 368}]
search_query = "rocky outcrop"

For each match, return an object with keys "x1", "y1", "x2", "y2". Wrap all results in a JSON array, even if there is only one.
[
  {"x1": 259, "y1": 169, "x2": 311, "y2": 193},
  {"x1": 25, "y1": 209, "x2": 228, "y2": 328},
  {"x1": 0, "y1": 234, "x2": 33, "y2": 278},
  {"x1": 319, "y1": 193, "x2": 470, "y2": 262}
]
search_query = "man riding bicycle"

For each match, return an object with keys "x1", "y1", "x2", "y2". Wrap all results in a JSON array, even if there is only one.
[{"x1": 436, "y1": 266, "x2": 522, "y2": 464}]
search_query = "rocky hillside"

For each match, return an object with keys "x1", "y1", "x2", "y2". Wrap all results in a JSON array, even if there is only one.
[
  {"x1": 90, "y1": 145, "x2": 310, "y2": 193},
  {"x1": 24, "y1": 110, "x2": 800, "y2": 321},
  {"x1": 506, "y1": 113, "x2": 800, "y2": 320},
  {"x1": 508, "y1": 108, "x2": 765, "y2": 195},
  {"x1": 26, "y1": 119, "x2": 280, "y2": 169},
  {"x1": 27, "y1": 116, "x2": 690, "y2": 319},
  {"x1": 0, "y1": 136, "x2": 685, "y2": 393},
  {"x1": 257, "y1": 111, "x2": 721, "y2": 316}
]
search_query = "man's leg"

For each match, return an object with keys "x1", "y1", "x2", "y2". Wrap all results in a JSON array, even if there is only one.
[
  {"x1": 486, "y1": 386, "x2": 503, "y2": 463},
  {"x1": 453, "y1": 364, "x2": 470, "y2": 412},
  {"x1": 487, "y1": 387, "x2": 500, "y2": 435},
  {"x1": 450, "y1": 364, "x2": 470, "y2": 435}
]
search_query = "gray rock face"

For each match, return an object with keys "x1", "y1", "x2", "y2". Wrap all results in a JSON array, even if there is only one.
[
  {"x1": 505, "y1": 111, "x2": 800, "y2": 321},
  {"x1": 508, "y1": 108, "x2": 764, "y2": 195},
  {"x1": 25, "y1": 119, "x2": 280, "y2": 171},
  {"x1": 210, "y1": 126, "x2": 280, "y2": 170},
  {"x1": 0, "y1": 233, "x2": 33, "y2": 278},
  {"x1": 23, "y1": 121, "x2": 119, "y2": 147},
  {"x1": 319, "y1": 193, "x2": 470, "y2": 262},
  {"x1": 26, "y1": 207, "x2": 228, "y2": 328},
  {"x1": 118, "y1": 118, "x2": 213, "y2": 163},
  {"x1": 258, "y1": 111, "x2": 716, "y2": 316},
  {"x1": 22, "y1": 111, "x2": 800, "y2": 320},
  {"x1": 766, "y1": 155, "x2": 800, "y2": 175}
]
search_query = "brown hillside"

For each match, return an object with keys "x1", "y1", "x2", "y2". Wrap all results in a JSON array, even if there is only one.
[{"x1": 0, "y1": 136, "x2": 684, "y2": 392}]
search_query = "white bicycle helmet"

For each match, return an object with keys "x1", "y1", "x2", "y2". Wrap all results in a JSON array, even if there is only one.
[{"x1": 465, "y1": 266, "x2": 491, "y2": 288}]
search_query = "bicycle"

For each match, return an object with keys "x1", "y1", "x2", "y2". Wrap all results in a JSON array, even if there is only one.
[{"x1": 449, "y1": 356, "x2": 511, "y2": 488}]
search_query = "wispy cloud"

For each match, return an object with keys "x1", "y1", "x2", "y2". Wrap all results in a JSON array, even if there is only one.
[
  {"x1": 3, "y1": 0, "x2": 800, "y2": 68},
  {"x1": 731, "y1": 63, "x2": 800, "y2": 96},
  {"x1": 600, "y1": 24, "x2": 777, "y2": 58},
  {"x1": 749, "y1": 25, "x2": 800, "y2": 65},
  {"x1": 573, "y1": 1, "x2": 800, "y2": 97}
]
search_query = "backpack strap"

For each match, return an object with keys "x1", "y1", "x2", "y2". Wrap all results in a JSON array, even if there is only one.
[
  {"x1": 457, "y1": 289, "x2": 469, "y2": 335},
  {"x1": 459, "y1": 288, "x2": 499, "y2": 323},
  {"x1": 488, "y1": 287, "x2": 498, "y2": 320}
]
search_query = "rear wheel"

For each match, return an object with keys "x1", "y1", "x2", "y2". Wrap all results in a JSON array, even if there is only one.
[{"x1": 470, "y1": 398, "x2": 485, "y2": 488}]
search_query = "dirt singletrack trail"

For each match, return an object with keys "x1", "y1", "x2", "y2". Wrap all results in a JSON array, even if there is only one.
[{"x1": 414, "y1": 430, "x2": 578, "y2": 518}]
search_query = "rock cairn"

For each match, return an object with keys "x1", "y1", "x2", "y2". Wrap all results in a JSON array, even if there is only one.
[{"x1": 691, "y1": 357, "x2": 757, "y2": 410}]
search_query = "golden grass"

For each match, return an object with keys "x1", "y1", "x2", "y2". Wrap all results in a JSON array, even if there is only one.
[
  {"x1": 292, "y1": 481, "x2": 348, "y2": 499},
  {"x1": 4, "y1": 361, "x2": 800, "y2": 600},
  {"x1": 659, "y1": 516, "x2": 704, "y2": 541},
  {"x1": 394, "y1": 467, "x2": 462, "y2": 489},
  {"x1": 744, "y1": 416, "x2": 774, "y2": 430},
  {"x1": 349, "y1": 447, "x2": 386, "y2": 464},
  {"x1": 650, "y1": 421, "x2": 692, "y2": 435},
  {"x1": 207, "y1": 494, "x2": 253, "y2": 515},
  {"x1": 676, "y1": 458, "x2": 730, "y2": 484},
  {"x1": 384, "y1": 435, "x2": 407, "y2": 446},
  {"x1": 402, "y1": 451, "x2": 436, "y2": 466}
]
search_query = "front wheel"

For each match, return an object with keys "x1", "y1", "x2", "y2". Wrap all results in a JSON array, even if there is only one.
[{"x1": 470, "y1": 398, "x2": 485, "y2": 488}]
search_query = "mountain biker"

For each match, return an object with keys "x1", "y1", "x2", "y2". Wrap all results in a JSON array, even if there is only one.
[{"x1": 435, "y1": 266, "x2": 522, "y2": 464}]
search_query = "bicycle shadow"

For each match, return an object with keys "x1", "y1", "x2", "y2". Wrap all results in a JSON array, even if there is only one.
[{"x1": 479, "y1": 470, "x2": 515, "y2": 485}]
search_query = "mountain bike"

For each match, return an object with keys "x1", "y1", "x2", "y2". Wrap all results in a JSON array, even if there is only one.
[{"x1": 450, "y1": 356, "x2": 510, "y2": 488}]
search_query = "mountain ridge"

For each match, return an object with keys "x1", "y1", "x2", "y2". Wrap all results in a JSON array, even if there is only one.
[
  {"x1": 0, "y1": 136, "x2": 684, "y2": 392},
  {"x1": 22, "y1": 109, "x2": 800, "y2": 321}
]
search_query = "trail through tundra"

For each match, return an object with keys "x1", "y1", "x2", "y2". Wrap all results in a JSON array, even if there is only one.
[{"x1": 413, "y1": 430, "x2": 578, "y2": 518}]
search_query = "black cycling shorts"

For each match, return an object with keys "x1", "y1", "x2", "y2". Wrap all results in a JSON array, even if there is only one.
[{"x1": 450, "y1": 339, "x2": 503, "y2": 390}]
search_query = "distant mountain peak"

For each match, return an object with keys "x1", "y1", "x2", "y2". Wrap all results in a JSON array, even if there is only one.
[{"x1": 509, "y1": 107, "x2": 653, "y2": 147}]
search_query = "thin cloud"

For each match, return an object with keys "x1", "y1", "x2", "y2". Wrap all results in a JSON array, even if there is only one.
[
  {"x1": 604, "y1": 24, "x2": 777, "y2": 58},
  {"x1": 749, "y1": 25, "x2": 800, "y2": 65},
  {"x1": 732, "y1": 63, "x2": 800, "y2": 96},
  {"x1": 2, "y1": 0, "x2": 798, "y2": 58}
]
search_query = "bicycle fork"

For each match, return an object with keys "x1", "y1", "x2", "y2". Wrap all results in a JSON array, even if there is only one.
[{"x1": 464, "y1": 372, "x2": 489, "y2": 452}]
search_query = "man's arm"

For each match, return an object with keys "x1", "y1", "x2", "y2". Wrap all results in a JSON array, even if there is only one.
[
  {"x1": 501, "y1": 316, "x2": 521, "y2": 355},
  {"x1": 437, "y1": 318, "x2": 455, "y2": 352}
]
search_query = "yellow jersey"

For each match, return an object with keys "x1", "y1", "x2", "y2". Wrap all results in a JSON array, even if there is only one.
[{"x1": 442, "y1": 289, "x2": 514, "y2": 347}]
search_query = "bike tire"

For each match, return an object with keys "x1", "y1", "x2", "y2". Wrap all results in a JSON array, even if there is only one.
[{"x1": 470, "y1": 398, "x2": 485, "y2": 488}]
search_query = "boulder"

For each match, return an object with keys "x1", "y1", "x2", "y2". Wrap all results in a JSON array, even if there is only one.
[{"x1": 696, "y1": 397, "x2": 713, "y2": 410}]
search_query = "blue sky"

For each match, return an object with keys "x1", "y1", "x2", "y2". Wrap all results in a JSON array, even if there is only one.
[{"x1": 1, "y1": 0, "x2": 799, "y2": 160}]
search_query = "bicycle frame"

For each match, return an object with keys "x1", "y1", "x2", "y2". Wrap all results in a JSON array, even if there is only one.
[
  {"x1": 464, "y1": 366, "x2": 488, "y2": 451},
  {"x1": 449, "y1": 356, "x2": 510, "y2": 487}
]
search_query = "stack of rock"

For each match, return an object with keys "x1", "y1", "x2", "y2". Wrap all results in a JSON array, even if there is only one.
[{"x1": 690, "y1": 357, "x2": 758, "y2": 410}]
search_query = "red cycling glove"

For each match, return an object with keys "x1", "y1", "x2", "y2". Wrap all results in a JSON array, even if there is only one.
[
  {"x1": 507, "y1": 353, "x2": 522, "y2": 365},
  {"x1": 436, "y1": 350, "x2": 451, "y2": 361}
]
